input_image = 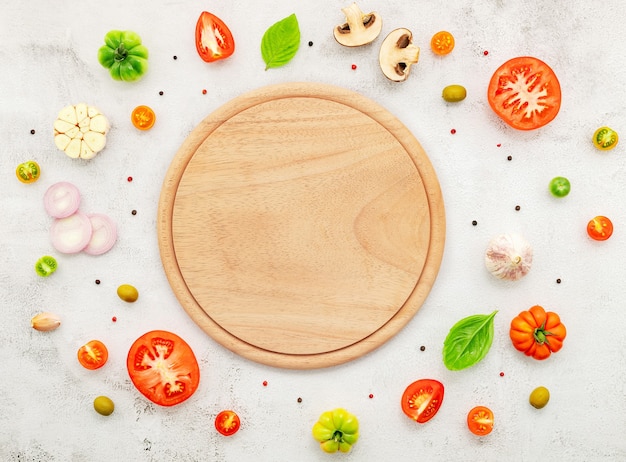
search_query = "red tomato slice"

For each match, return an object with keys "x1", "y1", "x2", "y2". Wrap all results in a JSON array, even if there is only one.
[
  {"x1": 487, "y1": 56, "x2": 561, "y2": 130},
  {"x1": 467, "y1": 406, "x2": 494, "y2": 436},
  {"x1": 127, "y1": 330, "x2": 200, "y2": 407},
  {"x1": 77, "y1": 340, "x2": 108, "y2": 370},
  {"x1": 215, "y1": 410, "x2": 241, "y2": 436},
  {"x1": 195, "y1": 11, "x2": 235, "y2": 62},
  {"x1": 401, "y1": 379, "x2": 444, "y2": 423}
]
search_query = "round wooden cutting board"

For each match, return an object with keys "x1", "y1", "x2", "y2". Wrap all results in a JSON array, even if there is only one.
[{"x1": 158, "y1": 82, "x2": 445, "y2": 369}]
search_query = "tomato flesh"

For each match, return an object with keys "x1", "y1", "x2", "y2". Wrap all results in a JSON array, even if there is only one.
[
  {"x1": 587, "y1": 216, "x2": 613, "y2": 241},
  {"x1": 467, "y1": 406, "x2": 494, "y2": 436},
  {"x1": 401, "y1": 379, "x2": 444, "y2": 423},
  {"x1": 127, "y1": 330, "x2": 200, "y2": 406},
  {"x1": 195, "y1": 12, "x2": 235, "y2": 62},
  {"x1": 487, "y1": 56, "x2": 561, "y2": 130},
  {"x1": 215, "y1": 410, "x2": 241, "y2": 436},
  {"x1": 78, "y1": 340, "x2": 108, "y2": 370}
]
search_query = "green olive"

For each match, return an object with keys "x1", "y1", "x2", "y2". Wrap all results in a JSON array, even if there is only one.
[
  {"x1": 529, "y1": 386, "x2": 550, "y2": 409},
  {"x1": 94, "y1": 395, "x2": 115, "y2": 416},
  {"x1": 117, "y1": 284, "x2": 139, "y2": 303},
  {"x1": 442, "y1": 84, "x2": 467, "y2": 102}
]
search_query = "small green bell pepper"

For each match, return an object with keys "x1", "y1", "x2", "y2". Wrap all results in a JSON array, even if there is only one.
[
  {"x1": 98, "y1": 30, "x2": 148, "y2": 82},
  {"x1": 312, "y1": 408, "x2": 359, "y2": 453}
]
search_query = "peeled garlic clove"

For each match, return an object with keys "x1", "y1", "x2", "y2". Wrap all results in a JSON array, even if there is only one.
[
  {"x1": 31, "y1": 312, "x2": 61, "y2": 331},
  {"x1": 485, "y1": 233, "x2": 533, "y2": 281}
]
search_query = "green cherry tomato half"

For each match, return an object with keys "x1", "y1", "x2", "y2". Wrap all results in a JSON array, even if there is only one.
[
  {"x1": 34, "y1": 256, "x2": 58, "y2": 277},
  {"x1": 16, "y1": 160, "x2": 41, "y2": 183},
  {"x1": 98, "y1": 30, "x2": 149, "y2": 82},
  {"x1": 549, "y1": 176, "x2": 571, "y2": 197},
  {"x1": 593, "y1": 126, "x2": 618, "y2": 151},
  {"x1": 587, "y1": 216, "x2": 613, "y2": 241}
]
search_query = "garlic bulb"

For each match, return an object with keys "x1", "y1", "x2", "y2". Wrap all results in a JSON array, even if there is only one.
[
  {"x1": 31, "y1": 312, "x2": 61, "y2": 332},
  {"x1": 485, "y1": 233, "x2": 533, "y2": 281}
]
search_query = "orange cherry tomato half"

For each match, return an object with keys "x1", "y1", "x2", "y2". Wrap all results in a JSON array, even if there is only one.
[
  {"x1": 215, "y1": 410, "x2": 241, "y2": 436},
  {"x1": 487, "y1": 56, "x2": 561, "y2": 130},
  {"x1": 127, "y1": 330, "x2": 200, "y2": 407},
  {"x1": 401, "y1": 379, "x2": 444, "y2": 424},
  {"x1": 131, "y1": 105, "x2": 156, "y2": 130},
  {"x1": 195, "y1": 11, "x2": 235, "y2": 63},
  {"x1": 77, "y1": 340, "x2": 109, "y2": 370},
  {"x1": 467, "y1": 406, "x2": 494, "y2": 436},
  {"x1": 16, "y1": 160, "x2": 41, "y2": 184},
  {"x1": 430, "y1": 31, "x2": 455, "y2": 55},
  {"x1": 587, "y1": 216, "x2": 613, "y2": 241}
]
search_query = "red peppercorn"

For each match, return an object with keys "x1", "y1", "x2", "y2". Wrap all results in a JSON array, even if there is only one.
[
  {"x1": 262, "y1": 380, "x2": 268, "y2": 387},
  {"x1": 483, "y1": 50, "x2": 489, "y2": 56},
  {"x1": 369, "y1": 394, "x2": 374, "y2": 399},
  {"x1": 351, "y1": 64, "x2": 357, "y2": 70},
  {"x1": 450, "y1": 129, "x2": 456, "y2": 134},
  {"x1": 127, "y1": 176, "x2": 133, "y2": 182},
  {"x1": 499, "y1": 372, "x2": 504, "y2": 377},
  {"x1": 112, "y1": 316, "x2": 117, "y2": 322},
  {"x1": 202, "y1": 89, "x2": 207, "y2": 95}
]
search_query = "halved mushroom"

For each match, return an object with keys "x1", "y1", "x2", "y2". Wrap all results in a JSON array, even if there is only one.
[
  {"x1": 379, "y1": 28, "x2": 420, "y2": 82},
  {"x1": 333, "y1": 3, "x2": 383, "y2": 47}
]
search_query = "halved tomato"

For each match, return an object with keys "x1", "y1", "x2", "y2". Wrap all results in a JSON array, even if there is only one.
[
  {"x1": 467, "y1": 406, "x2": 494, "y2": 436},
  {"x1": 77, "y1": 340, "x2": 108, "y2": 370},
  {"x1": 127, "y1": 330, "x2": 200, "y2": 407},
  {"x1": 487, "y1": 56, "x2": 561, "y2": 130},
  {"x1": 215, "y1": 410, "x2": 241, "y2": 436},
  {"x1": 195, "y1": 11, "x2": 235, "y2": 62},
  {"x1": 401, "y1": 379, "x2": 444, "y2": 424}
]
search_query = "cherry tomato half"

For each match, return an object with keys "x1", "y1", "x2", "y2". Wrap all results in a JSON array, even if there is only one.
[
  {"x1": 131, "y1": 105, "x2": 156, "y2": 130},
  {"x1": 587, "y1": 216, "x2": 613, "y2": 241},
  {"x1": 592, "y1": 126, "x2": 618, "y2": 151},
  {"x1": 430, "y1": 31, "x2": 455, "y2": 55},
  {"x1": 487, "y1": 56, "x2": 561, "y2": 130},
  {"x1": 549, "y1": 176, "x2": 571, "y2": 197},
  {"x1": 195, "y1": 11, "x2": 235, "y2": 63},
  {"x1": 215, "y1": 410, "x2": 241, "y2": 436},
  {"x1": 127, "y1": 330, "x2": 200, "y2": 406},
  {"x1": 401, "y1": 379, "x2": 444, "y2": 424},
  {"x1": 77, "y1": 340, "x2": 109, "y2": 370},
  {"x1": 467, "y1": 406, "x2": 494, "y2": 436},
  {"x1": 16, "y1": 160, "x2": 41, "y2": 184}
]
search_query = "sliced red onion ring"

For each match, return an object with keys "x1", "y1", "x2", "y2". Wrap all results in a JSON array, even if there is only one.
[
  {"x1": 83, "y1": 213, "x2": 117, "y2": 255},
  {"x1": 50, "y1": 212, "x2": 92, "y2": 254},
  {"x1": 44, "y1": 182, "x2": 81, "y2": 218}
]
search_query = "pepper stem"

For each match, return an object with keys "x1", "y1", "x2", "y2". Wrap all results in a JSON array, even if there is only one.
[{"x1": 114, "y1": 43, "x2": 128, "y2": 62}]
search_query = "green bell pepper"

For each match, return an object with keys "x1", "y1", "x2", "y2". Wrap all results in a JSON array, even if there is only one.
[
  {"x1": 312, "y1": 408, "x2": 359, "y2": 453},
  {"x1": 98, "y1": 30, "x2": 148, "y2": 82}
]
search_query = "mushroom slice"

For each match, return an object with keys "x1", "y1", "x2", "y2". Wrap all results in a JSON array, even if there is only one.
[
  {"x1": 379, "y1": 28, "x2": 420, "y2": 82},
  {"x1": 333, "y1": 3, "x2": 383, "y2": 47}
]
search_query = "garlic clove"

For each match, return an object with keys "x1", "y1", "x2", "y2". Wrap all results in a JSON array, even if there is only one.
[
  {"x1": 31, "y1": 312, "x2": 62, "y2": 332},
  {"x1": 485, "y1": 233, "x2": 533, "y2": 281}
]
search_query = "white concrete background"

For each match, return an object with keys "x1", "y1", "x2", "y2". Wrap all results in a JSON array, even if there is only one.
[{"x1": 2, "y1": 1, "x2": 626, "y2": 461}]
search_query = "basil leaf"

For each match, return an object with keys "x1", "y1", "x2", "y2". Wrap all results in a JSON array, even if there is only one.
[
  {"x1": 443, "y1": 311, "x2": 497, "y2": 371},
  {"x1": 261, "y1": 14, "x2": 300, "y2": 70}
]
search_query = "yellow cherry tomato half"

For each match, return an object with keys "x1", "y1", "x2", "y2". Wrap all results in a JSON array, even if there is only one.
[
  {"x1": 16, "y1": 160, "x2": 41, "y2": 183},
  {"x1": 431, "y1": 31, "x2": 455, "y2": 55},
  {"x1": 592, "y1": 126, "x2": 618, "y2": 151},
  {"x1": 587, "y1": 216, "x2": 613, "y2": 241},
  {"x1": 131, "y1": 105, "x2": 156, "y2": 130}
]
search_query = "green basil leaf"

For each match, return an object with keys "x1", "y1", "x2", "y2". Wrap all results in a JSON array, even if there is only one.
[
  {"x1": 261, "y1": 14, "x2": 300, "y2": 70},
  {"x1": 443, "y1": 311, "x2": 497, "y2": 371}
]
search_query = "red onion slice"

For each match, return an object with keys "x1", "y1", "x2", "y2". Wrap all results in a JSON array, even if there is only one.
[
  {"x1": 50, "y1": 212, "x2": 93, "y2": 254},
  {"x1": 83, "y1": 213, "x2": 117, "y2": 255},
  {"x1": 44, "y1": 182, "x2": 81, "y2": 218}
]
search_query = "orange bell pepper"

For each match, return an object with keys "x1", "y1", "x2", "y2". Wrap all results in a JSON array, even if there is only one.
[{"x1": 509, "y1": 305, "x2": 566, "y2": 360}]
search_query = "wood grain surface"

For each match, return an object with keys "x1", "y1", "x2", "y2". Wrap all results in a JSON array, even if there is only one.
[{"x1": 158, "y1": 82, "x2": 445, "y2": 369}]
